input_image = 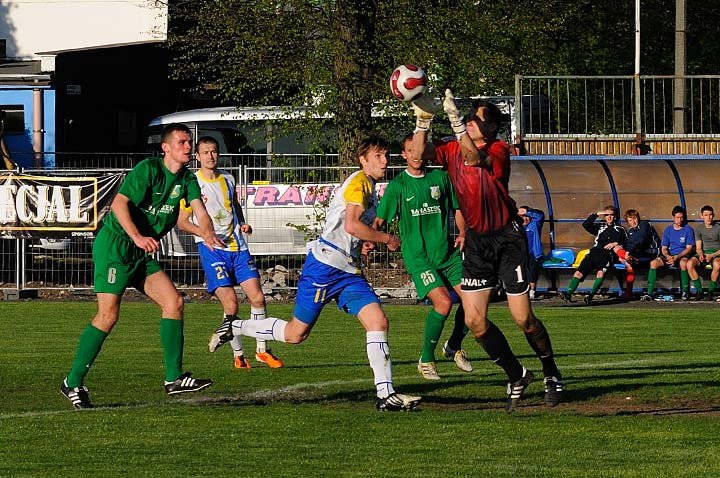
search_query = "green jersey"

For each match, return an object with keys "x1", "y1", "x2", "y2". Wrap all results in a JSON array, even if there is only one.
[
  {"x1": 102, "y1": 157, "x2": 201, "y2": 240},
  {"x1": 376, "y1": 169, "x2": 459, "y2": 274}
]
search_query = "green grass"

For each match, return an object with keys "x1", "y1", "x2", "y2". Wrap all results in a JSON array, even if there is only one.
[{"x1": 1, "y1": 301, "x2": 719, "y2": 477}]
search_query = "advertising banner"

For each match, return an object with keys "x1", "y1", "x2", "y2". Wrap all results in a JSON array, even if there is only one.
[{"x1": 0, "y1": 172, "x2": 123, "y2": 238}]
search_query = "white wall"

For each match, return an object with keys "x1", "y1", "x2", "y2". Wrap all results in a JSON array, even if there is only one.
[{"x1": 0, "y1": 0, "x2": 167, "y2": 67}]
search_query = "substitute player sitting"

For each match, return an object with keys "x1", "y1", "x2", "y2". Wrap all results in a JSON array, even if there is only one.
[
  {"x1": 562, "y1": 206, "x2": 627, "y2": 305},
  {"x1": 375, "y1": 133, "x2": 472, "y2": 381},
  {"x1": 686, "y1": 205, "x2": 720, "y2": 301},
  {"x1": 642, "y1": 206, "x2": 695, "y2": 301},
  {"x1": 208, "y1": 137, "x2": 421, "y2": 411},
  {"x1": 177, "y1": 136, "x2": 283, "y2": 369}
]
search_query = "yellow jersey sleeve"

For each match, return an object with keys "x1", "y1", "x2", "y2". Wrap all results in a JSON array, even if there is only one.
[
  {"x1": 179, "y1": 198, "x2": 193, "y2": 213},
  {"x1": 343, "y1": 172, "x2": 371, "y2": 209}
]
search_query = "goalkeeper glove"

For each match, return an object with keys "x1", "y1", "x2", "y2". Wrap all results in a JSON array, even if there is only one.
[
  {"x1": 443, "y1": 89, "x2": 467, "y2": 138},
  {"x1": 412, "y1": 92, "x2": 441, "y2": 132}
]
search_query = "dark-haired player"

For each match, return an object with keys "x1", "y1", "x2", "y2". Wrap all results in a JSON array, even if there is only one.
[
  {"x1": 61, "y1": 123, "x2": 223, "y2": 409},
  {"x1": 376, "y1": 133, "x2": 472, "y2": 381},
  {"x1": 177, "y1": 136, "x2": 283, "y2": 370},
  {"x1": 642, "y1": 206, "x2": 695, "y2": 300},
  {"x1": 409, "y1": 90, "x2": 562, "y2": 409},
  {"x1": 208, "y1": 137, "x2": 421, "y2": 411},
  {"x1": 686, "y1": 205, "x2": 720, "y2": 300},
  {"x1": 561, "y1": 206, "x2": 627, "y2": 305}
]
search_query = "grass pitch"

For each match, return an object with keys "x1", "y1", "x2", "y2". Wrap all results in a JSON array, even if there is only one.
[{"x1": 1, "y1": 300, "x2": 719, "y2": 477}]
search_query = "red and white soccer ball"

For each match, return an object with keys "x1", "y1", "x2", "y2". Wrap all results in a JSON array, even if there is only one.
[{"x1": 389, "y1": 64, "x2": 428, "y2": 102}]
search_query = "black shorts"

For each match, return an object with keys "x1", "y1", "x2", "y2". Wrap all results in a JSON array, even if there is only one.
[
  {"x1": 577, "y1": 251, "x2": 613, "y2": 276},
  {"x1": 527, "y1": 255, "x2": 541, "y2": 283},
  {"x1": 462, "y1": 221, "x2": 529, "y2": 295}
]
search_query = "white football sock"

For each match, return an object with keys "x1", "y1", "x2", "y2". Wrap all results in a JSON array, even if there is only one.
[
  {"x1": 366, "y1": 331, "x2": 395, "y2": 398},
  {"x1": 251, "y1": 306, "x2": 268, "y2": 353},
  {"x1": 225, "y1": 314, "x2": 244, "y2": 357},
  {"x1": 233, "y1": 317, "x2": 287, "y2": 343}
]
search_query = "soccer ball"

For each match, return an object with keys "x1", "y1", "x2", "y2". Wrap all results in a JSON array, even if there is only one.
[{"x1": 389, "y1": 64, "x2": 427, "y2": 102}]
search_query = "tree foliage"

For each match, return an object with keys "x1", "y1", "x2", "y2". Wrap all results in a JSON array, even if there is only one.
[{"x1": 167, "y1": 0, "x2": 720, "y2": 163}]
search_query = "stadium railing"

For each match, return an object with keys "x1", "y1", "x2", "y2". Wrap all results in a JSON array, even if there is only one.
[{"x1": 3, "y1": 153, "x2": 720, "y2": 300}]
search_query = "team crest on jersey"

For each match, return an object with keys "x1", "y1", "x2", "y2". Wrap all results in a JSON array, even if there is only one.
[
  {"x1": 170, "y1": 185, "x2": 182, "y2": 199},
  {"x1": 429, "y1": 186, "x2": 440, "y2": 200}
]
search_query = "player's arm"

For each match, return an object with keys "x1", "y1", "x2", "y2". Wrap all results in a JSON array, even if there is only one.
[
  {"x1": 454, "y1": 208, "x2": 466, "y2": 251},
  {"x1": 526, "y1": 208, "x2": 545, "y2": 224},
  {"x1": 233, "y1": 195, "x2": 252, "y2": 234},
  {"x1": 344, "y1": 203, "x2": 400, "y2": 251},
  {"x1": 661, "y1": 244, "x2": 673, "y2": 264},
  {"x1": 674, "y1": 243, "x2": 694, "y2": 261},
  {"x1": 176, "y1": 207, "x2": 203, "y2": 237},
  {"x1": 582, "y1": 213, "x2": 600, "y2": 234},
  {"x1": 362, "y1": 217, "x2": 387, "y2": 255},
  {"x1": 695, "y1": 237, "x2": 705, "y2": 262},
  {"x1": 409, "y1": 96, "x2": 439, "y2": 164},
  {"x1": 443, "y1": 89, "x2": 490, "y2": 169},
  {"x1": 189, "y1": 198, "x2": 225, "y2": 250},
  {"x1": 110, "y1": 193, "x2": 159, "y2": 253}
]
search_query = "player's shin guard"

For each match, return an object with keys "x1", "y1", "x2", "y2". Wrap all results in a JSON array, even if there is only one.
[
  {"x1": 160, "y1": 318, "x2": 184, "y2": 382},
  {"x1": 225, "y1": 314, "x2": 244, "y2": 356},
  {"x1": 647, "y1": 268, "x2": 658, "y2": 295},
  {"x1": 524, "y1": 319, "x2": 560, "y2": 379},
  {"x1": 366, "y1": 331, "x2": 395, "y2": 398},
  {"x1": 447, "y1": 304, "x2": 468, "y2": 352},
  {"x1": 590, "y1": 277, "x2": 604, "y2": 296},
  {"x1": 250, "y1": 306, "x2": 268, "y2": 353},
  {"x1": 680, "y1": 270, "x2": 690, "y2": 292},
  {"x1": 476, "y1": 321, "x2": 523, "y2": 382},
  {"x1": 421, "y1": 309, "x2": 446, "y2": 362},
  {"x1": 66, "y1": 324, "x2": 108, "y2": 387},
  {"x1": 567, "y1": 277, "x2": 581, "y2": 294},
  {"x1": 234, "y1": 317, "x2": 287, "y2": 343}
]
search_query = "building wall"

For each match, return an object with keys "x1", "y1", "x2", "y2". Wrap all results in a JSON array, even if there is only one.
[
  {"x1": 53, "y1": 43, "x2": 180, "y2": 155},
  {"x1": 0, "y1": 0, "x2": 166, "y2": 67}
]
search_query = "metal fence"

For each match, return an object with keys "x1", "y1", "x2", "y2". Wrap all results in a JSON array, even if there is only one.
[
  {"x1": 0, "y1": 155, "x2": 419, "y2": 299},
  {"x1": 515, "y1": 75, "x2": 720, "y2": 137},
  {"x1": 4, "y1": 152, "x2": 720, "y2": 298}
]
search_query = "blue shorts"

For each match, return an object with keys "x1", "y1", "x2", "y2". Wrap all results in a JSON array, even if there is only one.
[
  {"x1": 293, "y1": 252, "x2": 380, "y2": 325},
  {"x1": 198, "y1": 243, "x2": 260, "y2": 293}
]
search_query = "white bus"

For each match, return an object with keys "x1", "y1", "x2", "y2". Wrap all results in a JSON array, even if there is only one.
[{"x1": 145, "y1": 100, "x2": 525, "y2": 256}]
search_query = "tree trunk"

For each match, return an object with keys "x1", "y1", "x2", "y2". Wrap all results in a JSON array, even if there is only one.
[{"x1": 333, "y1": 0, "x2": 378, "y2": 172}]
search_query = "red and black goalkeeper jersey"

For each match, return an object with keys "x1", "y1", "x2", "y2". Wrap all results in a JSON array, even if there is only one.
[{"x1": 434, "y1": 137, "x2": 516, "y2": 234}]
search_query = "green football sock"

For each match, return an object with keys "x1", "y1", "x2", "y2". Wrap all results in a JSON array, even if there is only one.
[
  {"x1": 693, "y1": 279, "x2": 702, "y2": 292},
  {"x1": 160, "y1": 318, "x2": 184, "y2": 382},
  {"x1": 590, "y1": 277, "x2": 604, "y2": 295},
  {"x1": 446, "y1": 305, "x2": 468, "y2": 352},
  {"x1": 421, "y1": 309, "x2": 447, "y2": 363},
  {"x1": 647, "y1": 269, "x2": 657, "y2": 295},
  {"x1": 709, "y1": 280, "x2": 717, "y2": 293},
  {"x1": 567, "y1": 277, "x2": 581, "y2": 294},
  {"x1": 680, "y1": 270, "x2": 690, "y2": 292},
  {"x1": 66, "y1": 325, "x2": 108, "y2": 388}
]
